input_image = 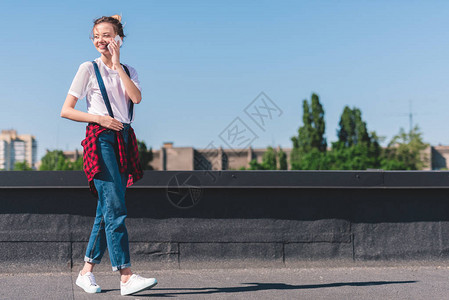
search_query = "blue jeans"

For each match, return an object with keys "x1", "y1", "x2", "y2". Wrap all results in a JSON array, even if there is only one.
[{"x1": 84, "y1": 124, "x2": 131, "y2": 271}]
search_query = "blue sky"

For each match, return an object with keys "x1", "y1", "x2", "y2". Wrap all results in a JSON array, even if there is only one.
[{"x1": 1, "y1": 0, "x2": 449, "y2": 160}]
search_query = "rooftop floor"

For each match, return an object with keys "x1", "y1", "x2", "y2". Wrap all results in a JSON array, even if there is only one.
[{"x1": 1, "y1": 265, "x2": 448, "y2": 299}]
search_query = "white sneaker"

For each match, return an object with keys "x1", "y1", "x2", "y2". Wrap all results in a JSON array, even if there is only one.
[
  {"x1": 75, "y1": 271, "x2": 101, "y2": 293},
  {"x1": 120, "y1": 274, "x2": 158, "y2": 296}
]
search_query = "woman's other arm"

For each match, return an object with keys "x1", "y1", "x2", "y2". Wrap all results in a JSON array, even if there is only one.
[
  {"x1": 108, "y1": 40, "x2": 142, "y2": 104},
  {"x1": 117, "y1": 67, "x2": 142, "y2": 104}
]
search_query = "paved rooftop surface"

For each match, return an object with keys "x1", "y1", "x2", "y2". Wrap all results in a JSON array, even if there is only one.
[{"x1": 1, "y1": 266, "x2": 448, "y2": 299}]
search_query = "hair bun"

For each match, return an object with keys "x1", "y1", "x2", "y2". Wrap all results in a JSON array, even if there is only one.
[{"x1": 110, "y1": 14, "x2": 122, "y2": 22}]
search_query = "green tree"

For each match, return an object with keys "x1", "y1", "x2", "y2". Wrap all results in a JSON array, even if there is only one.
[
  {"x1": 39, "y1": 150, "x2": 72, "y2": 171},
  {"x1": 329, "y1": 106, "x2": 381, "y2": 170},
  {"x1": 297, "y1": 148, "x2": 329, "y2": 170},
  {"x1": 327, "y1": 143, "x2": 379, "y2": 170},
  {"x1": 291, "y1": 93, "x2": 327, "y2": 153},
  {"x1": 248, "y1": 159, "x2": 263, "y2": 170},
  {"x1": 290, "y1": 93, "x2": 327, "y2": 169},
  {"x1": 380, "y1": 126, "x2": 429, "y2": 170},
  {"x1": 137, "y1": 140, "x2": 154, "y2": 170},
  {"x1": 13, "y1": 161, "x2": 33, "y2": 171},
  {"x1": 69, "y1": 156, "x2": 84, "y2": 171},
  {"x1": 261, "y1": 146, "x2": 277, "y2": 170},
  {"x1": 278, "y1": 147, "x2": 288, "y2": 170},
  {"x1": 337, "y1": 106, "x2": 371, "y2": 147},
  {"x1": 247, "y1": 146, "x2": 279, "y2": 170}
]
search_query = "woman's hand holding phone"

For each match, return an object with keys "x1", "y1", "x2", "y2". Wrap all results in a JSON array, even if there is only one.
[
  {"x1": 107, "y1": 35, "x2": 123, "y2": 54},
  {"x1": 108, "y1": 35, "x2": 123, "y2": 70}
]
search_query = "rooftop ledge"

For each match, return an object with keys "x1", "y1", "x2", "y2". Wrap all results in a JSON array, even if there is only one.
[{"x1": 1, "y1": 170, "x2": 449, "y2": 189}]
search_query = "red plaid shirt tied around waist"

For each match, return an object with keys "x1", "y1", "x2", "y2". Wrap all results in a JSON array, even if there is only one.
[{"x1": 81, "y1": 123, "x2": 143, "y2": 197}]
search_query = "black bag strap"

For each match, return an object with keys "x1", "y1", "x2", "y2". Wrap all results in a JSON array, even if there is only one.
[
  {"x1": 92, "y1": 61, "x2": 134, "y2": 122},
  {"x1": 92, "y1": 61, "x2": 114, "y2": 118}
]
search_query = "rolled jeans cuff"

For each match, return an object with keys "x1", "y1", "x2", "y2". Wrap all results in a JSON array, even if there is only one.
[
  {"x1": 112, "y1": 262, "x2": 132, "y2": 272},
  {"x1": 84, "y1": 256, "x2": 101, "y2": 264}
]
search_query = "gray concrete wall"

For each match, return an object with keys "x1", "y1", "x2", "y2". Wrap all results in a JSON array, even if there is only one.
[{"x1": 1, "y1": 170, "x2": 449, "y2": 272}]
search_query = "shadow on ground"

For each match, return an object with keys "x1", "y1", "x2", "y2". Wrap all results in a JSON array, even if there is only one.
[{"x1": 127, "y1": 280, "x2": 417, "y2": 297}]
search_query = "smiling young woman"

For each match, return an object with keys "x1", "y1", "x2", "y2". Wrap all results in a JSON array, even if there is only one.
[{"x1": 60, "y1": 15, "x2": 157, "y2": 296}]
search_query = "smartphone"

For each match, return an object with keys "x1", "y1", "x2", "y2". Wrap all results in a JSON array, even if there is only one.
[{"x1": 107, "y1": 35, "x2": 123, "y2": 53}]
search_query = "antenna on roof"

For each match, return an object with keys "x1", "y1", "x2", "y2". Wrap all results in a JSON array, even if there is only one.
[{"x1": 409, "y1": 100, "x2": 413, "y2": 133}]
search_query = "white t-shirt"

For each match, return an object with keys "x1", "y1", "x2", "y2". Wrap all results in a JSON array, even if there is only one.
[{"x1": 68, "y1": 57, "x2": 141, "y2": 124}]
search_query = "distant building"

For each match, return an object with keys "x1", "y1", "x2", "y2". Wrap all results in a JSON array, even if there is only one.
[
  {"x1": 63, "y1": 149, "x2": 82, "y2": 162},
  {"x1": 149, "y1": 142, "x2": 292, "y2": 171},
  {"x1": 56, "y1": 143, "x2": 449, "y2": 171},
  {"x1": 148, "y1": 143, "x2": 445, "y2": 171},
  {"x1": 431, "y1": 146, "x2": 449, "y2": 170},
  {"x1": 0, "y1": 130, "x2": 37, "y2": 170}
]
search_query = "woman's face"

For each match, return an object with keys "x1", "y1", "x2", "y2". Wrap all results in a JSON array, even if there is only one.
[{"x1": 92, "y1": 23, "x2": 117, "y2": 55}]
